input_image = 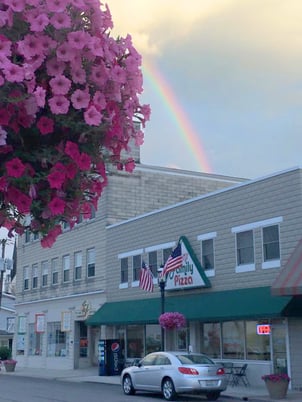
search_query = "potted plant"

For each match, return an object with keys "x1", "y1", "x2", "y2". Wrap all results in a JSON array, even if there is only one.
[
  {"x1": 0, "y1": 346, "x2": 17, "y2": 372},
  {"x1": 2, "y1": 359, "x2": 17, "y2": 372},
  {"x1": 262, "y1": 373, "x2": 290, "y2": 399},
  {"x1": 159, "y1": 312, "x2": 186, "y2": 330}
]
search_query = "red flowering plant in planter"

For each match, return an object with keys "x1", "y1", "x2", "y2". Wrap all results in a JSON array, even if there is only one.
[
  {"x1": 0, "y1": 0, "x2": 150, "y2": 247},
  {"x1": 262, "y1": 374, "x2": 291, "y2": 382},
  {"x1": 159, "y1": 312, "x2": 186, "y2": 330}
]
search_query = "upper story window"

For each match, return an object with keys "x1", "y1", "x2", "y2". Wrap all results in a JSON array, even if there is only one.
[
  {"x1": 120, "y1": 258, "x2": 128, "y2": 284},
  {"x1": 163, "y1": 247, "x2": 172, "y2": 267},
  {"x1": 74, "y1": 251, "x2": 82, "y2": 280},
  {"x1": 148, "y1": 250, "x2": 158, "y2": 277},
  {"x1": 25, "y1": 230, "x2": 30, "y2": 243},
  {"x1": 41, "y1": 261, "x2": 48, "y2": 287},
  {"x1": 132, "y1": 254, "x2": 141, "y2": 282},
  {"x1": 23, "y1": 266, "x2": 29, "y2": 290},
  {"x1": 32, "y1": 263, "x2": 38, "y2": 289},
  {"x1": 262, "y1": 225, "x2": 281, "y2": 269},
  {"x1": 51, "y1": 258, "x2": 59, "y2": 285},
  {"x1": 236, "y1": 230, "x2": 255, "y2": 272},
  {"x1": 63, "y1": 255, "x2": 70, "y2": 283},
  {"x1": 87, "y1": 248, "x2": 95, "y2": 278},
  {"x1": 202, "y1": 239, "x2": 215, "y2": 270}
]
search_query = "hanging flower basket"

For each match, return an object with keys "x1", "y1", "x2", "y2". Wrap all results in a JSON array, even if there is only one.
[
  {"x1": 262, "y1": 374, "x2": 290, "y2": 399},
  {"x1": 159, "y1": 312, "x2": 186, "y2": 330},
  {"x1": 0, "y1": 0, "x2": 150, "y2": 247}
]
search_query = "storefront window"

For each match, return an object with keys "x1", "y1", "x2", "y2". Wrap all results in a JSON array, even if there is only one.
[
  {"x1": 200, "y1": 323, "x2": 221, "y2": 358},
  {"x1": 28, "y1": 323, "x2": 43, "y2": 356},
  {"x1": 47, "y1": 322, "x2": 69, "y2": 357},
  {"x1": 146, "y1": 325, "x2": 161, "y2": 354},
  {"x1": 246, "y1": 321, "x2": 270, "y2": 360},
  {"x1": 222, "y1": 321, "x2": 244, "y2": 359},
  {"x1": 127, "y1": 325, "x2": 144, "y2": 358}
]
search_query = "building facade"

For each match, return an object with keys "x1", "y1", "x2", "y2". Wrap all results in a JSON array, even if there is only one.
[
  {"x1": 87, "y1": 167, "x2": 302, "y2": 390},
  {"x1": 14, "y1": 162, "x2": 242, "y2": 370}
]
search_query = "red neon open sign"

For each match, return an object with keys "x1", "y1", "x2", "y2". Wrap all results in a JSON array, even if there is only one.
[{"x1": 257, "y1": 324, "x2": 271, "y2": 335}]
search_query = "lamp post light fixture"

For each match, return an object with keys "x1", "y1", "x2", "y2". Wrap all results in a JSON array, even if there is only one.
[{"x1": 157, "y1": 265, "x2": 166, "y2": 351}]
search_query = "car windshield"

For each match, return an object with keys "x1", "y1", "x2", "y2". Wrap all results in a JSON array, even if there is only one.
[{"x1": 176, "y1": 354, "x2": 214, "y2": 365}]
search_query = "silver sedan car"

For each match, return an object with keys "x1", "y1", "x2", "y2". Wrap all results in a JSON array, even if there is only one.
[{"x1": 121, "y1": 351, "x2": 228, "y2": 401}]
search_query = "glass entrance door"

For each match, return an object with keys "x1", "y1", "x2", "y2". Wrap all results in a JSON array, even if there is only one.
[{"x1": 271, "y1": 321, "x2": 288, "y2": 374}]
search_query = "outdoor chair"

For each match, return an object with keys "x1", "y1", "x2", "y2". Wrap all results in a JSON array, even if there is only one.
[{"x1": 231, "y1": 363, "x2": 249, "y2": 387}]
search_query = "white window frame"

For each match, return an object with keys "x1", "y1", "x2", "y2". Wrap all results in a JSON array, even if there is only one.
[
  {"x1": 74, "y1": 251, "x2": 82, "y2": 281},
  {"x1": 51, "y1": 258, "x2": 59, "y2": 285},
  {"x1": 32, "y1": 263, "x2": 38, "y2": 289},
  {"x1": 41, "y1": 260, "x2": 48, "y2": 287},
  {"x1": 62, "y1": 255, "x2": 70, "y2": 283},
  {"x1": 197, "y1": 232, "x2": 217, "y2": 277},
  {"x1": 262, "y1": 224, "x2": 281, "y2": 269},
  {"x1": 23, "y1": 266, "x2": 29, "y2": 290},
  {"x1": 87, "y1": 248, "x2": 95, "y2": 278},
  {"x1": 235, "y1": 230, "x2": 255, "y2": 273}
]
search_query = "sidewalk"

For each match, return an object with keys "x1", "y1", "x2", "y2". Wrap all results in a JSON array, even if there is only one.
[{"x1": 1, "y1": 365, "x2": 302, "y2": 401}]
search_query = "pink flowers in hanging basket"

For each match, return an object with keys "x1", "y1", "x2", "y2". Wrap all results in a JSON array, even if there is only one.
[
  {"x1": 159, "y1": 312, "x2": 186, "y2": 330},
  {"x1": 0, "y1": 0, "x2": 150, "y2": 247}
]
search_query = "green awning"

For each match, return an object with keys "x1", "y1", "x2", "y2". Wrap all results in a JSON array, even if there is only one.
[{"x1": 86, "y1": 287, "x2": 292, "y2": 326}]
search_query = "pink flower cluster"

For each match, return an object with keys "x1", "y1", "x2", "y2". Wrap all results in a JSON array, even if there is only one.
[
  {"x1": 0, "y1": 0, "x2": 150, "y2": 247},
  {"x1": 262, "y1": 374, "x2": 290, "y2": 383},
  {"x1": 159, "y1": 312, "x2": 186, "y2": 330}
]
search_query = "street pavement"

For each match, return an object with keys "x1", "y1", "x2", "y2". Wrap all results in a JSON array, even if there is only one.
[{"x1": 1, "y1": 365, "x2": 302, "y2": 401}]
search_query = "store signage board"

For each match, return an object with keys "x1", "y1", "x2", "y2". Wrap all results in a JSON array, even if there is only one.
[
  {"x1": 257, "y1": 324, "x2": 271, "y2": 335},
  {"x1": 165, "y1": 236, "x2": 210, "y2": 291}
]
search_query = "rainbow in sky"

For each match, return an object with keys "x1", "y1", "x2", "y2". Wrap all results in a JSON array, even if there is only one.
[{"x1": 142, "y1": 60, "x2": 212, "y2": 173}]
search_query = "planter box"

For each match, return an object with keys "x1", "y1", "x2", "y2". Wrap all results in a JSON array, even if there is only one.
[
  {"x1": 264, "y1": 379, "x2": 289, "y2": 399},
  {"x1": 4, "y1": 362, "x2": 17, "y2": 372}
]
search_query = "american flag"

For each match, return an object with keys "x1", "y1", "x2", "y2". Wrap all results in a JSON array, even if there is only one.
[
  {"x1": 161, "y1": 242, "x2": 183, "y2": 278},
  {"x1": 139, "y1": 261, "x2": 154, "y2": 292}
]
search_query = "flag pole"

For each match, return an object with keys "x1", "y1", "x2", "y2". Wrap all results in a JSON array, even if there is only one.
[{"x1": 158, "y1": 265, "x2": 166, "y2": 351}]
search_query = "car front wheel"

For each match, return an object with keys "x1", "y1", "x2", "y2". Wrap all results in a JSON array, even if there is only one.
[
  {"x1": 206, "y1": 391, "x2": 220, "y2": 401},
  {"x1": 122, "y1": 374, "x2": 135, "y2": 395},
  {"x1": 162, "y1": 377, "x2": 177, "y2": 401}
]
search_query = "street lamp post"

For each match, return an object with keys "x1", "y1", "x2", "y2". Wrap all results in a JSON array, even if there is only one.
[{"x1": 158, "y1": 266, "x2": 166, "y2": 351}]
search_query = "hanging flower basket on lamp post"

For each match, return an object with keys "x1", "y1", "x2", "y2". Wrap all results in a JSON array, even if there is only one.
[
  {"x1": 159, "y1": 312, "x2": 186, "y2": 330},
  {"x1": 262, "y1": 374, "x2": 290, "y2": 399},
  {"x1": 0, "y1": 0, "x2": 150, "y2": 247}
]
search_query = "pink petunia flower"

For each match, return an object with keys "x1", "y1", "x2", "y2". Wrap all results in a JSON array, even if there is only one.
[
  {"x1": 17, "y1": 34, "x2": 43, "y2": 58},
  {"x1": 67, "y1": 31, "x2": 88, "y2": 50},
  {"x1": 46, "y1": 58, "x2": 66, "y2": 76},
  {"x1": 65, "y1": 141, "x2": 80, "y2": 160},
  {"x1": 71, "y1": 88, "x2": 90, "y2": 109},
  {"x1": 29, "y1": 13, "x2": 49, "y2": 32},
  {"x1": 48, "y1": 95, "x2": 70, "y2": 114},
  {"x1": 33, "y1": 86, "x2": 46, "y2": 107},
  {"x1": 6, "y1": 187, "x2": 31, "y2": 214},
  {"x1": 71, "y1": 66, "x2": 86, "y2": 84},
  {"x1": 49, "y1": 75, "x2": 71, "y2": 96},
  {"x1": 4, "y1": 0, "x2": 25, "y2": 12},
  {"x1": 50, "y1": 12, "x2": 71, "y2": 29},
  {"x1": 47, "y1": 170, "x2": 66, "y2": 189},
  {"x1": 49, "y1": 196, "x2": 66, "y2": 216},
  {"x1": 3, "y1": 62, "x2": 24, "y2": 82},
  {"x1": 77, "y1": 153, "x2": 91, "y2": 171},
  {"x1": 56, "y1": 42, "x2": 76, "y2": 62},
  {"x1": 37, "y1": 116, "x2": 54, "y2": 135},
  {"x1": 0, "y1": 35, "x2": 12, "y2": 57},
  {"x1": 45, "y1": 0, "x2": 67, "y2": 13},
  {"x1": 41, "y1": 225, "x2": 62, "y2": 248},
  {"x1": 6, "y1": 157, "x2": 26, "y2": 178},
  {"x1": 84, "y1": 105, "x2": 102, "y2": 126}
]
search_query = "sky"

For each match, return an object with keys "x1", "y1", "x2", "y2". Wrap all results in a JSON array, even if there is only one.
[{"x1": 108, "y1": 0, "x2": 302, "y2": 179}]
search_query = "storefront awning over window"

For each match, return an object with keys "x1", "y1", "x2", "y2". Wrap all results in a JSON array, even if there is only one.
[
  {"x1": 271, "y1": 238, "x2": 302, "y2": 296},
  {"x1": 86, "y1": 287, "x2": 292, "y2": 326}
]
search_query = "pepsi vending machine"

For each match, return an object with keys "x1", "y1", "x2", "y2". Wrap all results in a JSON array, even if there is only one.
[{"x1": 98, "y1": 339, "x2": 123, "y2": 376}]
